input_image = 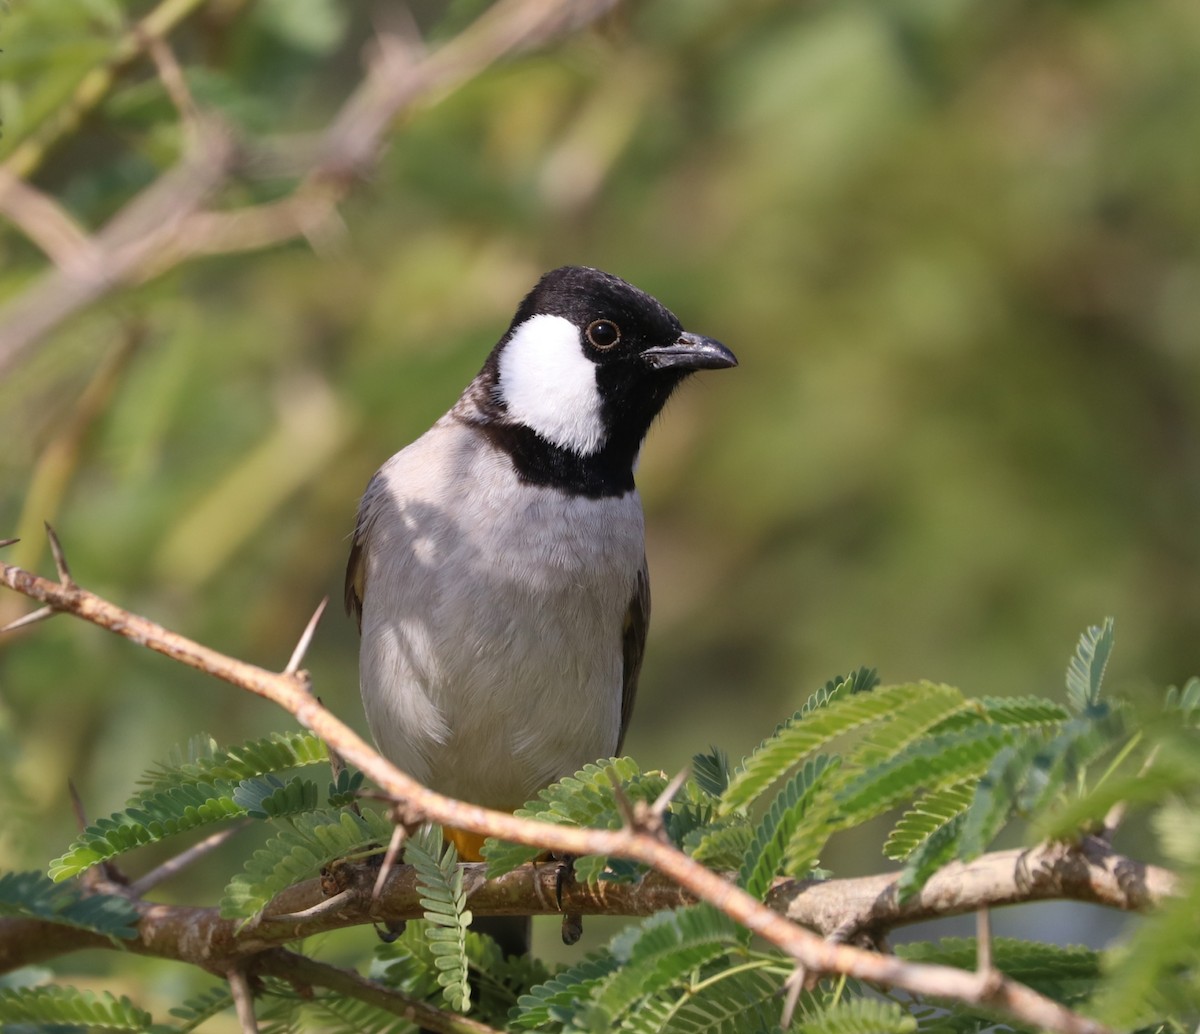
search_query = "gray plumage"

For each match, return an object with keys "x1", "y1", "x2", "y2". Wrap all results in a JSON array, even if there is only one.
[{"x1": 346, "y1": 399, "x2": 648, "y2": 812}]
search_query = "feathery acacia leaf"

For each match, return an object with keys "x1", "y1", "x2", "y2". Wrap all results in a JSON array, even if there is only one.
[
  {"x1": 897, "y1": 937, "x2": 1102, "y2": 1004},
  {"x1": 723, "y1": 682, "x2": 954, "y2": 813},
  {"x1": 897, "y1": 811, "x2": 967, "y2": 901},
  {"x1": 1065, "y1": 617, "x2": 1115, "y2": 713},
  {"x1": 685, "y1": 818, "x2": 754, "y2": 870},
  {"x1": 596, "y1": 905, "x2": 742, "y2": 1021},
  {"x1": 327, "y1": 766, "x2": 366, "y2": 807},
  {"x1": 957, "y1": 708, "x2": 1125, "y2": 860},
  {"x1": 168, "y1": 986, "x2": 234, "y2": 1031},
  {"x1": 741, "y1": 755, "x2": 837, "y2": 899},
  {"x1": 794, "y1": 997, "x2": 917, "y2": 1034},
  {"x1": 482, "y1": 757, "x2": 666, "y2": 878},
  {"x1": 221, "y1": 807, "x2": 394, "y2": 920},
  {"x1": 50, "y1": 781, "x2": 246, "y2": 880},
  {"x1": 834, "y1": 724, "x2": 1012, "y2": 828},
  {"x1": 1164, "y1": 676, "x2": 1200, "y2": 725},
  {"x1": 885, "y1": 782, "x2": 978, "y2": 862},
  {"x1": 0, "y1": 870, "x2": 139, "y2": 939},
  {"x1": 692, "y1": 747, "x2": 732, "y2": 798},
  {"x1": 232, "y1": 774, "x2": 320, "y2": 819},
  {"x1": 136, "y1": 731, "x2": 327, "y2": 793},
  {"x1": 406, "y1": 831, "x2": 472, "y2": 1013},
  {"x1": 0, "y1": 986, "x2": 157, "y2": 1031},
  {"x1": 647, "y1": 966, "x2": 785, "y2": 1033},
  {"x1": 512, "y1": 952, "x2": 620, "y2": 1029}
]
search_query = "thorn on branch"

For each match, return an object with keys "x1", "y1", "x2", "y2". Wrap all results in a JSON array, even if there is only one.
[
  {"x1": 0, "y1": 538, "x2": 19, "y2": 549},
  {"x1": 0, "y1": 605, "x2": 56, "y2": 635},
  {"x1": 606, "y1": 765, "x2": 637, "y2": 828},
  {"x1": 652, "y1": 765, "x2": 690, "y2": 819},
  {"x1": 67, "y1": 779, "x2": 89, "y2": 832},
  {"x1": 44, "y1": 523, "x2": 74, "y2": 587},
  {"x1": 780, "y1": 965, "x2": 807, "y2": 1029},
  {"x1": 284, "y1": 596, "x2": 328, "y2": 676},
  {"x1": 372, "y1": 820, "x2": 408, "y2": 902}
]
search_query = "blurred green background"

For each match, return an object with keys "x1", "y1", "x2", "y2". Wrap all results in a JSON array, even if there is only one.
[{"x1": 2, "y1": 0, "x2": 1199, "y2": 999}]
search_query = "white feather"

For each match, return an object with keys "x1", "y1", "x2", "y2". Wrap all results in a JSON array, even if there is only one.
[{"x1": 495, "y1": 314, "x2": 606, "y2": 455}]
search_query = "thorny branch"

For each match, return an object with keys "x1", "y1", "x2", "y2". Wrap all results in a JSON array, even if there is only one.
[
  {"x1": 0, "y1": 542, "x2": 1161, "y2": 1034},
  {"x1": 0, "y1": 0, "x2": 620, "y2": 376}
]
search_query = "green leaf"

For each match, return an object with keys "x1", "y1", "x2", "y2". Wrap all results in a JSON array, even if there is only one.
[
  {"x1": 596, "y1": 906, "x2": 741, "y2": 1021},
  {"x1": 1164, "y1": 676, "x2": 1200, "y2": 726},
  {"x1": 692, "y1": 747, "x2": 732, "y2": 799},
  {"x1": 795, "y1": 997, "x2": 917, "y2": 1034},
  {"x1": 406, "y1": 833, "x2": 471, "y2": 1013},
  {"x1": 482, "y1": 758, "x2": 667, "y2": 879},
  {"x1": 896, "y1": 811, "x2": 966, "y2": 902},
  {"x1": 0, "y1": 870, "x2": 139, "y2": 940},
  {"x1": 0, "y1": 986, "x2": 156, "y2": 1031},
  {"x1": 232, "y1": 773, "x2": 320, "y2": 819},
  {"x1": 1065, "y1": 617, "x2": 1115, "y2": 713},
  {"x1": 327, "y1": 766, "x2": 366, "y2": 807},
  {"x1": 49, "y1": 781, "x2": 246, "y2": 880},
  {"x1": 834, "y1": 724, "x2": 1012, "y2": 830},
  {"x1": 723, "y1": 682, "x2": 959, "y2": 813},
  {"x1": 685, "y1": 817, "x2": 754, "y2": 870},
  {"x1": 897, "y1": 937, "x2": 1102, "y2": 1004},
  {"x1": 1097, "y1": 870, "x2": 1200, "y2": 1027},
  {"x1": 957, "y1": 709, "x2": 1125, "y2": 860},
  {"x1": 168, "y1": 986, "x2": 233, "y2": 1031},
  {"x1": 220, "y1": 807, "x2": 395, "y2": 920},
  {"x1": 512, "y1": 952, "x2": 620, "y2": 1029},
  {"x1": 740, "y1": 755, "x2": 837, "y2": 899},
  {"x1": 884, "y1": 782, "x2": 977, "y2": 862},
  {"x1": 646, "y1": 966, "x2": 785, "y2": 1033},
  {"x1": 136, "y1": 731, "x2": 328, "y2": 793}
]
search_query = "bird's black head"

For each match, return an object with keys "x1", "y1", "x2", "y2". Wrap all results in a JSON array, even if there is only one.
[{"x1": 475, "y1": 266, "x2": 736, "y2": 497}]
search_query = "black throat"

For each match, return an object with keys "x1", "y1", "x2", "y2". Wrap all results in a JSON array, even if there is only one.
[{"x1": 474, "y1": 420, "x2": 638, "y2": 499}]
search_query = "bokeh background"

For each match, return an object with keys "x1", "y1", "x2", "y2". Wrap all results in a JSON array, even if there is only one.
[{"x1": 2, "y1": 0, "x2": 1199, "y2": 997}]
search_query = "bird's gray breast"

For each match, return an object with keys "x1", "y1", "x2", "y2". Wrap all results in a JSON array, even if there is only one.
[{"x1": 356, "y1": 420, "x2": 645, "y2": 810}]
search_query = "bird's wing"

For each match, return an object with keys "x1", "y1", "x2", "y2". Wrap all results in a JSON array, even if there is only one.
[
  {"x1": 344, "y1": 472, "x2": 379, "y2": 631},
  {"x1": 617, "y1": 556, "x2": 650, "y2": 753}
]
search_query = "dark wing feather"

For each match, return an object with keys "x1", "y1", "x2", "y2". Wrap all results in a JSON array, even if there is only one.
[
  {"x1": 344, "y1": 475, "x2": 378, "y2": 632},
  {"x1": 616, "y1": 557, "x2": 650, "y2": 753}
]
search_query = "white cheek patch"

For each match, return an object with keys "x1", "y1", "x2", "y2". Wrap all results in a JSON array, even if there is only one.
[{"x1": 495, "y1": 313, "x2": 607, "y2": 455}]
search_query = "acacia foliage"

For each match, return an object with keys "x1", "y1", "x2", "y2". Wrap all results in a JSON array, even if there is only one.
[{"x1": 0, "y1": 620, "x2": 1195, "y2": 1031}]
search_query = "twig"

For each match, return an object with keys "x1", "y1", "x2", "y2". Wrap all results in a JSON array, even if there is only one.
[
  {"x1": 976, "y1": 906, "x2": 993, "y2": 974},
  {"x1": 0, "y1": 549, "x2": 1123, "y2": 1034},
  {"x1": 0, "y1": 0, "x2": 619, "y2": 378},
  {"x1": 228, "y1": 966, "x2": 259, "y2": 1034},
  {"x1": 0, "y1": 0, "x2": 214, "y2": 181},
  {"x1": 0, "y1": 172, "x2": 101, "y2": 275},
  {"x1": 129, "y1": 822, "x2": 250, "y2": 896},
  {"x1": 255, "y1": 948, "x2": 503, "y2": 1033}
]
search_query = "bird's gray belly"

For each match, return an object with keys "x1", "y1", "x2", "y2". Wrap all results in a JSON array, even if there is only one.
[{"x1": 359, "y1": 483, "x2": 643, "y2": 811}]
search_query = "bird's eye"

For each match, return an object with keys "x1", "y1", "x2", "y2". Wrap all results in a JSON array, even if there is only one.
[{"x1": 586, "y1": 319, "x2": 621, "y2": 350}]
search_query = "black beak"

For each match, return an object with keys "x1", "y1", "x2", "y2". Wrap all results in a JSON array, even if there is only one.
[{"x1": 641, "y1": 331, "x2": 738, "y2": 372}]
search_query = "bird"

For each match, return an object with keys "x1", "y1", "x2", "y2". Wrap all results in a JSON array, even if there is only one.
[{"x1": 345, "y1": 265, "x2": 736, "y2": 957}]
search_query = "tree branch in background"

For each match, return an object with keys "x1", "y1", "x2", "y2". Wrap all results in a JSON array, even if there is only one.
[
  {"x1": 0, "y1": 0, "x2": 620, "y2": 377},
  {"x1": 0, "y1": 539, "x2": 1152, "y2": 1034}
]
